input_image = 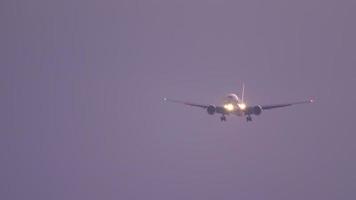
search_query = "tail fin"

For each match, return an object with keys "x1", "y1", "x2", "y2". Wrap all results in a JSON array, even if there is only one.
[{"x1": 241, "y1": 82, "x2": 245, "y2": 103}]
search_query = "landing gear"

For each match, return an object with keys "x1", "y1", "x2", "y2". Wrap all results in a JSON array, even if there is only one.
[
  {"x1": 220, "y1": 115, "x2": 227, "y2": 121},
  {"x1": 246, "y1": 115, "x2": 252, "y2": 122}
]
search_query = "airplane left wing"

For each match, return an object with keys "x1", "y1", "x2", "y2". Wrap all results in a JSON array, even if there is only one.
[{"x1": 261, "y1": 99, "x2": 314, "y2": 110}]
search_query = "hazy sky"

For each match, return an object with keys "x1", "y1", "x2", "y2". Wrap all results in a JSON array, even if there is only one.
[{"x1": 1, "y1": 0, "x2": 356, "y2": 199}]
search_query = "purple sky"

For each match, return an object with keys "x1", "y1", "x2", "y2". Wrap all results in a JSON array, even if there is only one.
[{"x1": 1, "y1": 0, "x2": 356, "y2": 199}]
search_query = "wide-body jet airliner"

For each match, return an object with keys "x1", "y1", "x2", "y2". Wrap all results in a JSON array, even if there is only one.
[{"x1": 164, "y1": 84, "x2": 313, "y2": 122}]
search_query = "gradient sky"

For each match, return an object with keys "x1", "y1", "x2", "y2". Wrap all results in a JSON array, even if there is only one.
[{"x1": 1, "y1": 0, "x2": 356, "y2": 199}]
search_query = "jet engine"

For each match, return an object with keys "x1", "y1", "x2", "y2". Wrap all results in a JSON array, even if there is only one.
[
  {"x1": 207, "y1": 105, "x2": 216, "y2": 115},
  {"x1": 246, "y1": 105, "x2": 262, "y2": 115},
  {"x1": 252, "y1": 105, "x2": 262, "y2": 115}
]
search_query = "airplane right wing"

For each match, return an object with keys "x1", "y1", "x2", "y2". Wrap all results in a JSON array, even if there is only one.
[
  {"x1": 163, "y1": 98, "x2": 227, "y2": 114},
  {"x1": 163, "y1": 98, "x2": 208, "y2": 109}
]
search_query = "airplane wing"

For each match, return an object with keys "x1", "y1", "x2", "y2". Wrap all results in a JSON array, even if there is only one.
[
  {"x1": 261, "y1": 99, "x2": 314, "y2": 110},
  {"x1": 163, "y1": 98, "x2": 208, "y2": 108},
  {"x1": 163, "y1": 98, "x2": 227, "y2": 114}
]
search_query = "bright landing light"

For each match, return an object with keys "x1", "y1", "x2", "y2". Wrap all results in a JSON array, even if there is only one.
[
  {"x1": 238, "y1": 103, "x2": 247, "y2": 110},
  {"x1": 224, "y1": 103, "x2": 235, "y2": 111}
]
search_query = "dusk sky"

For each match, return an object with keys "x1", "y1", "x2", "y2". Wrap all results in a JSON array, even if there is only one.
[{"x1": 1, "y1": 0, "x2": 356, "y2": 199}]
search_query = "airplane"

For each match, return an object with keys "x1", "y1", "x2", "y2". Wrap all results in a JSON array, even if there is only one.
[{"x1": 164, "y1": 84, "x2": 314, "y2": 122}]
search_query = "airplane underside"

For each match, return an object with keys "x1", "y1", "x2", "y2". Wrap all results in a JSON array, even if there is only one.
[{"x1": 219, "y1": 112, "x2": 252, "y2": 122}]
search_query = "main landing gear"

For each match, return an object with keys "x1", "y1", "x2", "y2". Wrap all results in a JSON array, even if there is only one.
[
  {"x1": 220, "y1": 115, "x2": 227, "y2": 122},
  {"x1": 246, "y1": 115, "x2": 252, "y2": 122}
]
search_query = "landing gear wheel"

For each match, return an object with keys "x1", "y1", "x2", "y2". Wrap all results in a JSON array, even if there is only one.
[
  {"x1": 220, "y1": 115, "x2": 227, "y2": 121},
  {"x1": 246, "y1": 116, "x2": 252, "y2": 122}
]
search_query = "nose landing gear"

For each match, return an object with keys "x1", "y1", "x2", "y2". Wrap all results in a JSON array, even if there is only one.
[
  {"x1": 220, "y1": 115, "x2": 227, "y2": 121},
  {"x1": 246, "y1": 115, "x2": 252, "y2": 122}
]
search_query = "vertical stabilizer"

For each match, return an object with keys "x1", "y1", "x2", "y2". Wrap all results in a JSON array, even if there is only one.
[{"x1": 241, "y1": 82, "x2": 245, "y2": 103}]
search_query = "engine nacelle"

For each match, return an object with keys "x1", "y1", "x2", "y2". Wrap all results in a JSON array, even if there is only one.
[
  {"x1": 252, "y1": 105, "x2": 262, "y2": 115},
  {"x1": 207, "y1": 105, "x2": 216, "y2": 115},
  {"x1": 246, "y1": 105, "x2": 262, "y2": 115}
]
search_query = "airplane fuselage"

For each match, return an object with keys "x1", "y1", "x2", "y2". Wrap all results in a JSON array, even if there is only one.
[{"x1": 221, "y1": 93, "x2": 246, "y2": 116}]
